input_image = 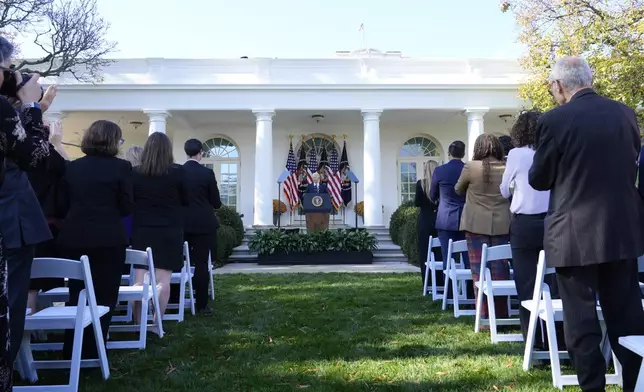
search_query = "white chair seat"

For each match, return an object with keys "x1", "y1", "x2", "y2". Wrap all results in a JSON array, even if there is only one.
[
  {"x1": 425, "y1": 261, "x2": 444, "y2": 270},
  {"x1": 117, "y1": 285, "x2": 155, "y2": 301},
  {"x1": 26, "y1": 305, "x2": 110, "y2": 330},
  {"x1": 445, "y1": 268, "x2": 471, "y2": 279},
  {"x1": 620, "y1": 335, "x2": 644, "y2": 356},
  {"x1": 476, "y1": 279, "x2": 518, "y2": 296}
]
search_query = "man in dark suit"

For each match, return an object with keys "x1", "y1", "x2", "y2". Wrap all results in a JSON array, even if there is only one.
[
  {"x1": 182, "y1": 139, "x2": 222, "y2": 315},
  {"x1": 529, "y1": 56, "x2": 644, "y2": 392},
  {"x1": 429, "y1": 141, "x2": 468, "y2": 270},
  {"x1": 306, "y1": 173, "x2": 328, "y2": 194}
]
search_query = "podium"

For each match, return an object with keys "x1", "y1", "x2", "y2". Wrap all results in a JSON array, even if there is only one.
[{"x1": 302, "y1": 193, "x2": 332, "y2": 232}]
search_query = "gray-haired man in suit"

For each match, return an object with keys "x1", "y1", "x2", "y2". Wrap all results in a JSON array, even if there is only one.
[{"x1": 529, "y1": 56, "x2": 644, "y2": 392}]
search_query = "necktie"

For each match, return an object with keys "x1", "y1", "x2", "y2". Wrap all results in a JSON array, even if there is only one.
[{"x1": 316, "y1": 184, "x2": 319, "y2": 193}]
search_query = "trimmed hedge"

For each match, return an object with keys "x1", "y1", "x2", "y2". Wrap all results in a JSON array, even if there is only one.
[
  {"x1": 389, "y1": 201, "x2": 421, "y2": 266},
  {"x1": 214, "y1": 206, "x2": 245, "y2": 266},
  {"x1": 389, "y1": 200, "x2": 415, "y2": 245}
]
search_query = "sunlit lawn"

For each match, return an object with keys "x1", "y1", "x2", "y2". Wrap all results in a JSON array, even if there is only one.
[{"x1": 24, "y1": 272, "x2": 620, "y2": 391}]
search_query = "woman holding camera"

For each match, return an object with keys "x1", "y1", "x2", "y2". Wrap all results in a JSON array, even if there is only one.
[{"x1": 0, "y1": 36, "x2": 53, "y2": 390}]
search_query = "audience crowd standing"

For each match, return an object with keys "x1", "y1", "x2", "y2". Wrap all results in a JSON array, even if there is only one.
[
  {"x1": 0, "y1": 35, "x2": 222, "y2": 390},
  {"x1": 425, "y1": 56, "x2": 644, "y2": 392},
  {"x1": 0, "y1": 28, "x2": 642, "y2": 392}
]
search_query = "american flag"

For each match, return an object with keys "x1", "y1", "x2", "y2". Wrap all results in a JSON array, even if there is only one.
[
  {"x1": 283, "y1": 141, "x2": 299, "y2": 209},
  {"x1": 306, "y1": 149, "x2": 318, "y2": 183},
  {"x1": 327, "y1": 145, "x2": 343, "y2": 210}
]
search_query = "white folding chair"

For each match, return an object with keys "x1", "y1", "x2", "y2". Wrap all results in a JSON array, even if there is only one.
[
  {"x1": 108, "y1": 248, "x2": 165, "y2": 349},
  {"x1": 441, "y1": 239, "x2": 475, "y2": 317},
  {"x1": 164, "y1": 241, "x2": 195, "y2": 322},
  {"x1": 619, "y1": 336, "x2": 644, "y2": 391},
  {"x1": 15, "y1": 256, "x2": 110, "y2": 392},
  {"x1": 473, "y1": 244, "x2": 522, "y2": 343},
  {"x1": 423, "y1": 236, "x2": 444, "y2": 301},
  {"x1": 208, "y1": 251, "x2": 215, "y2": 300},
  {"x1": 521, "y1": 250, "x2": 622, "y2": 389}
]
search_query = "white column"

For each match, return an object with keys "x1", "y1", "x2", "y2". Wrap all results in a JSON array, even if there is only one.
[
  {"x1": 43, "y1": 111, "x2": 66, "y2": 136},
  {"x1": 362, "y1": 109, "x2": 383, "y2": 227},
  {"x1": 144, "y1": 110, "x2": 169, "y2": 135},
  {"x1": 465, "y1": 108, "x2": 488, "y2": 160},
  {"x1": 252, "y1": 109, "x2": 275, "y2": 227}
]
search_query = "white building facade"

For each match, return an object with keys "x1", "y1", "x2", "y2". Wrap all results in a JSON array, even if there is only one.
[{"x1": 46, "y1": 52, "x2": 527, "y2": 228}]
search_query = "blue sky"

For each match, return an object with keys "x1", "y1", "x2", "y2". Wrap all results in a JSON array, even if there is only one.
[{"x1": 18, "y1": 0, "x2": 524, "y2": 59}]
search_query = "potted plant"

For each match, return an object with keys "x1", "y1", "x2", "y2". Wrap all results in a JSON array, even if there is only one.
[
  {"x1": 272, "y1": 199, "x2": 287, "y2": 226},
  {"x1": 354, "y1": 201, "x2": 364, "y2": 223},
  {"x1": 248, "y1": 228, "x2": 378, "y2": 265}
]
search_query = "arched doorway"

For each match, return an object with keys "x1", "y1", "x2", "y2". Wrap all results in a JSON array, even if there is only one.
[
  {"x1": 397, "y1": 136, "x2": 442, "y2": 204},
  {"x1": 201, "y1": 136, "x2": 240, "y2": 211}
]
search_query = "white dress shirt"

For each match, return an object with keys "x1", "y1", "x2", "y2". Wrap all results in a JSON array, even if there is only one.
[{"x1": 500, "y1": 146, "x2": 550, "y2": 214}]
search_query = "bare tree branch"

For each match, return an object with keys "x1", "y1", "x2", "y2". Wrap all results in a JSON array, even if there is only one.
[{"x1": 1, "y1": 0, "x2": 115, "y2": 82}]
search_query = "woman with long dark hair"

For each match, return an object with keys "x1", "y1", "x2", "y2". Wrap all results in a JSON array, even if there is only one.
[
  {"x1": 131, "y1": 132, "x2": 187, "y2": 322},
  {"x1": 455, "y1": 133, "x2": 511, "y2": 321}
]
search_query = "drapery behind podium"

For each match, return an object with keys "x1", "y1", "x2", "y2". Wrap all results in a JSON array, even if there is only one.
[{"x1": 302, "y1": 193, "x2": 331, "y2": 231}]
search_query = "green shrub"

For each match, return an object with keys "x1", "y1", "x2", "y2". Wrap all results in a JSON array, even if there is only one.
[
  {"x1": 215, "y1": 206, "x2": 244, "y2": 247},
  {"x1": 389, "y1": 201, "x2": 415, "y2": 245},
  {"x1": 400, "y1": 209, "x2": 420, "y2": 266},
  {"x1": 214, "y1": 225, "x2": 237, "y2": 267},
  {"x1": 248, "y1": 229, "x2": 378, "y2": 256}
]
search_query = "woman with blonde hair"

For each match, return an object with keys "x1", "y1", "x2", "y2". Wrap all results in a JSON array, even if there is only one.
[
  {"x1": 455, "y1": 133, "x2": 511, "y2": 321},
  {"x1": 414, "y1": 160, "x2": 439, "y2": 285}
]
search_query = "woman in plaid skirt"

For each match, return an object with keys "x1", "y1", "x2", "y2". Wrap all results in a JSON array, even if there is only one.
[{"x1": 455, "y1": 134, "x2": 511, "y2": 320}]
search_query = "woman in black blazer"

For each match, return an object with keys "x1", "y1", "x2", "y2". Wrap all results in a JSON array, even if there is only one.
[
  {"x1": 414, "y1": 160, "x2": 440, "y2": 285},
  {"x1": 57, "y1": 120, "x2": 133, "y2": 359},
  {"x1": 131, "y1": 132, "x2": 187, "y2": 322}
]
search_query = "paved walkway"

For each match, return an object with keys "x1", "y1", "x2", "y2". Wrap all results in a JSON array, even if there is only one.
[{"x1": 214, "y1": 262, "x2": 420, "y2": 274}]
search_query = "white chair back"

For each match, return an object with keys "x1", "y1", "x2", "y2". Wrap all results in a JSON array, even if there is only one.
[{"x1": 450, "y1": 239, "x2": 468, "y2": 255}]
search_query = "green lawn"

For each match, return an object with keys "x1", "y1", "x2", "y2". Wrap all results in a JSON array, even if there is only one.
[{"x1": 28, "y1": 273, "x2": 620, "y2": 391}]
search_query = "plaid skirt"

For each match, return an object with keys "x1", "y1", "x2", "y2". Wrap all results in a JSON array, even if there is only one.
[{"x1": 465, "y1": 232, "x2": 511, "y2": 319}]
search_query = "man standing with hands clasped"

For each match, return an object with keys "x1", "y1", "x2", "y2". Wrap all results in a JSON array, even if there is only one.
[{"x1": 529, "y1": 56, "x2": 644, "y2": 392}]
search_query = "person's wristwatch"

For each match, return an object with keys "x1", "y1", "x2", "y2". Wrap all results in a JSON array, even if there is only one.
[{"x1": 21, "y1": 101, "x2": 41, "y2": 111}]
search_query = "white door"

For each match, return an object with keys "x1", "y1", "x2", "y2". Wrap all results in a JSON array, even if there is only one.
[{"x1": 397, "y1": 158, "x2": 440, "y2": 204}]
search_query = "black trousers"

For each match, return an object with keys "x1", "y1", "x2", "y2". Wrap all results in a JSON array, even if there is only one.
[
  {"x1": 556, "y1": 259, "x2": 644, "y2": 392},
  {"x1": 61, "y1": 246, "x2": 126, "y2": 359},
  {"x1": 509, "y1": 213, "x2": 564, "y2": 348},
  {"x1": 30, "y1": 224, "x2": 65, "y2": 292},
  {"x1": 6, "y1": 245, "x2": 35, "y2": 362},
  {"x1": 184, "y1": 231, "x2": 216, "y2": 310}
]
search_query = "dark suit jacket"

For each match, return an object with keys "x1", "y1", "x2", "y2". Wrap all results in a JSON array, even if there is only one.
[
  {"x1": 0, "y1": 101, "x2": 54, "y2": 249},
  {"x1": 27, "y1": 147, "x2": 67, "y2": 219},
  {"x1": 529, "y1": 89, "x2": 644, "y2": 268},
  {"x1": 57, "y1": 155, "x2": 133, "y2": 249},
  {"x1": 306, "y1": 183, "x2": 328, "y2": 194},
  {"x1": 429, "y1": 159, "x2": 466, "y2": 232},
  {"x1": 132, "y1": 164, "x2": 188, "y2": 228},
  {"x1": 414, "y1": 180, "x2": 438, "y2": 237},
  {"x1": 182, "y1": 160, "x2": 222, "y2": 234}
]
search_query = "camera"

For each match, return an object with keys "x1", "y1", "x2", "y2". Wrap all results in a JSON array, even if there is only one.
[{"x1": 0, "y1": 69, "x2": 44, "y2": 101}]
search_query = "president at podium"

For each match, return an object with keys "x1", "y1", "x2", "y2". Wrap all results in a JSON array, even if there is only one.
[{"x1": 304, "y1": 173, "x2": 330, "y2": 231}]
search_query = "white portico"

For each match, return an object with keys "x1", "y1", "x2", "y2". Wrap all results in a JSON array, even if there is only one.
[{"x1": 45, "y1": 51, "x2": 526, "y2": 228}]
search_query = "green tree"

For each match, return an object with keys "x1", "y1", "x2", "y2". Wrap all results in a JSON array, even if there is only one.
[
  {"x1": 0, "y1": 0, "x2": 115, "y2": 82},
  {"x1": 501, "y1": 0, "x2": 644, "y2": 125}
]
